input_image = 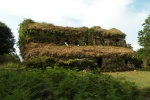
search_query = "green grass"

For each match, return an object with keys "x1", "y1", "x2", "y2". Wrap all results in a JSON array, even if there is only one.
[{"x1": 106, "y1": 69, "x2": 150, "y2": 89}]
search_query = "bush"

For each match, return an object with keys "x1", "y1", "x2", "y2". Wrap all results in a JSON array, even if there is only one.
[
  {"x1": 0, "y1": 67, "x2": 144, "y2": 100},
  {"x1": 58, "y1": 58, "x2": 97, "y2": 70},
  {"x1": 26, "y1": 56, "x2": 56, "y2": 69},
  {"x1": 0, "y1": 53, "x2": 20, "y2": 64}
]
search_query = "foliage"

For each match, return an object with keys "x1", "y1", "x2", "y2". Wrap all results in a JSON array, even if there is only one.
[
  {"x1": 24, "y1": 43, "x2": 134, "y2": 60},
  {"x1": 0, "y1": 62, "x2": 25, "y2": 72},
  {"x1": 26, "y1": 56, "x2": 55, "y2": 69},
  {"x1": 0, "y1": 67, "x2": 144, "y2": 100},
  {"x1": 137, "y1": 15, "x2": 150, "y2": 61},
  {"x1": 58, "y1": 58, "x2": 97, "y2": 70},
  {"x1": 129, "y1": 57, "x2": 143, "y2": 68},
  {"x1": 0, "y1": 21, "x2": 15, "y2": 54},
  {"x1": 138, "y1": 15, "x2": 150, "y2": 47},
  {"x1": 136, "y1": 47, "x2": 150, "y2": 60},
  {"x1": 18, "y1": 19, "x2": 134, "y2": 71},
  {"x1": 107, "y1": 70, "x2": 150, "y2": 89},
  {"x1": 18, "y1": 19, "x2": 126, "y2": 49},
  {"x1": 0, "y1": 53, "x2": 20, "y2": 64},
  {"x1": 18, "y1": 19, "x2": 35, "y2": 55},
  {"x1": 101, "y1": 57, "x2": 133, "y2": 72},
  {"x1": 23, "y1": 43, "x2": 135, "y2": 71},
  {"x1": 107, "y1": 70, "x2": 150, "y2": 99},
  {"x1": 126, "y1": 43, "x2": 133, "y2": 49},
  {"x1": 136, "y1": 47, "x2": 150, "y2": 67}
]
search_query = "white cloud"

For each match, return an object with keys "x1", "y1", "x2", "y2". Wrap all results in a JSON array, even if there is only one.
[
  {"x1": 0, "y1": 0, "x2": 132, "y2": 25},
  {"x1": 0, "y1": 0, "x2": 150, "y2": 51},
  {"x1": 0, "y1": 0, "x2": 85, "y2": 24}
]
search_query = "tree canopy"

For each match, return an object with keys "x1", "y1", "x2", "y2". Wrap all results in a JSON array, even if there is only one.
[
  {"x1": 0, "y1": 21, "x2": 15, "y2": 55},
  {"x1": 137, "y1": 15, "x2": 150, "y2": 68},
  {"x1": 138, "y1": 15, "x2": 150, "y2": 47}
]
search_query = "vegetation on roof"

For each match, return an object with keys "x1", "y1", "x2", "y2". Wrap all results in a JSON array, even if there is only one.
[
  {"x1": 23, "y1": 43, "x2": 134, "y2": 60},
  {"x1": 18, "y1": 19, "x2": 126, "y2": 52},
  {"x1": 18, "y1": 19, "x2": 135, "y2": 71},
  {"x1": 27, "y1": 22, "x2": 125, "y2": 36}
]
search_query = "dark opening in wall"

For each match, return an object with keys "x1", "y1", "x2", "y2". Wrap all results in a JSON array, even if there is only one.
[
  {"x1": 97, "y1": 58, "x2": 103, "y2": 67},
  {"x1": 125, "y1": 59, "x2": 128, "y2": 64},
  {"x1": 74, "y1": 40, "x2": 79, "y2": 46},
  {"x1": 116, "y1": 39, "x2": 120, "y2": 42},
  {"x1": 55, "y1": 37, "x2": 60, "y2": 45}
]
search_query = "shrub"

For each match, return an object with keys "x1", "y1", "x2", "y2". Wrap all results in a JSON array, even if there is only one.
[
  {"x1": 58, "y1": 58, "x2": 97, "y2": 70},
  {"x1": 0, "y1": 67, "x2": 144, "y2": 100},
  {"x1": 26, "y1": 56, "x2": 56, "y2": 69},
  {"x1": 0, "y1": 53, "x2": 20, "y2": 64}
]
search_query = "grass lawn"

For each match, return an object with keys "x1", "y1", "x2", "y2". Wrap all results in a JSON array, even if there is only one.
[{"x1": 105, "y1": 68, "x2": 150, "y2": 89}]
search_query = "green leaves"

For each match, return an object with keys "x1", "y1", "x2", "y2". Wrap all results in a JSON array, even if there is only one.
[
  {"x1": 138, "y1": 15, "x2": 150, "y2": 47},
  {"x1": 0, "y1": 67, "x2": 144, "y2": 100},
  {"x1": 137, "y1": 15, "x2": 150, "y2": 66},
  {"x1": 0, "y1": 21, "x2": 15, "y2": 54},
  {"x1": 18, "y1": 19, "x2": 35, "y2": 53},
  {"x1": 19, "y1": 19, "x2": 126, "y2": 47}
]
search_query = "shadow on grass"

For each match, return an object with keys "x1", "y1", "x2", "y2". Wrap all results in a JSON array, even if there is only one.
[{"x1": 137, "y1": 68, "x2": 150, "y2": 72}]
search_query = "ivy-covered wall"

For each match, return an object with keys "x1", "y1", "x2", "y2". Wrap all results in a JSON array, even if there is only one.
[
  {"x1": 19, "y1": 19, "x2": 135, "y2": 71},
  {"x1": 19, "y1": 19, "x2": 126, "y2": 48}
]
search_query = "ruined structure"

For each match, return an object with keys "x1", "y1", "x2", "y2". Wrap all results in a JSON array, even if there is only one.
[{"x1": 19, "y1": 19, "x2": 135, "y2": 71}]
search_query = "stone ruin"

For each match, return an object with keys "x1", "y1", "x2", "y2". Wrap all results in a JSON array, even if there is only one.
[{"x1": 19, "y1": 19, "x2": 135, "y2": 71}]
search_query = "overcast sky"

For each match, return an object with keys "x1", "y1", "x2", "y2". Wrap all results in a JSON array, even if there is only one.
[{"x1": 0, "y1": 0, "x2": 150, "y2": 53}]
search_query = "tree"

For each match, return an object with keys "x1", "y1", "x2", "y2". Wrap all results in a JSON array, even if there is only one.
[
  {"x1": 0, "y1": 21, "x2": 15, "y2": 55},
  {"x1": 137, "y1": 15, "x2": 150, "y2": 67},
  {"x1": 138, "y1": 15, "x2": 150, "y2": 47}
]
